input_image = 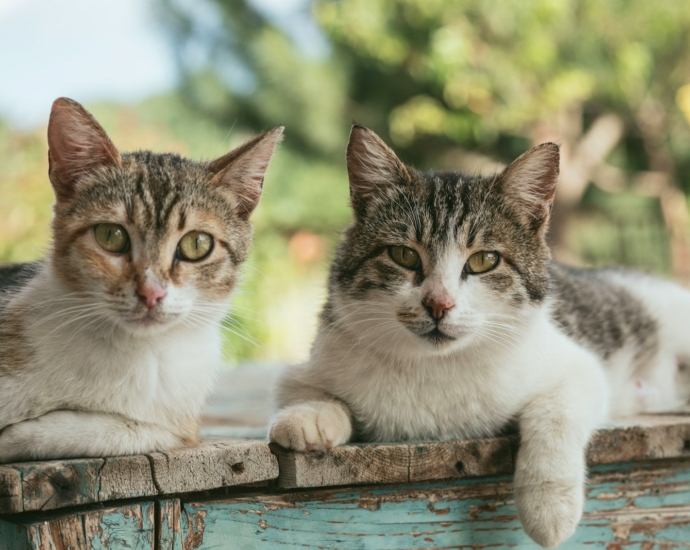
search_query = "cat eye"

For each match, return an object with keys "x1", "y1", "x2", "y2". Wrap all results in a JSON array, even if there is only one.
[
  {"x1": 389, "y1": 246, "x2": 421, "y2": 269},
  {"x1": 177, "y1": 231, "x2": 213, "y2": 262},
  {"x1": 94, "y1": 224, "x2": 130, "y2": 253},
  {"x1": 465, "y1": 251, "x2": 500, "y2": 274}
]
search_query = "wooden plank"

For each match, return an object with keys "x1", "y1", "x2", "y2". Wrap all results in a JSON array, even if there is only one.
[
  {"x1": 158, "y1": 499, "x2": 183, "y2": 550},
  {"x1": 180, "y1": 460, "x2": 690, "y2": 549},
  {"x1": 82, "y1": 503, "x2": 155, "y2": 550},
  {"x1": 0, "y1": 503, "x2": 156, "y2": 550},
  {"x1": 0, "y1": 440, "x2": 278, "y2": 514},
  {"x1": 0, "y1": 518, "x2": 31, "y2": 550},
  {"x1": 98, "y1": 455, "x2": 157, "y2": 501},
  {"x1": 19, "y1": 458, "x2": 103, "y2": 512},
  {"x1": 589, "y1": 414, "x2": 690, "y2": 465},
  {"x1": 274, "y1": 414, "x2": 690, "y2": 489},
  {"x1": 148, "y1": 439, "x2": 279, "y2": 494},
  {"x1": 0, "y1": 467, "x2": 22, "y2": 514},
  {"x1": 272, "y1": 437, "x2": 514, "y2": 489}
]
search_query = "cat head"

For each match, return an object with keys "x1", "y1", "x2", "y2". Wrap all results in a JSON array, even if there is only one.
[
  {"x1": 326, "y1": 125, "x2": 559, "y2": 357},
  {"x1": 47, "y1": 97, "x2": 282, "y2": 336}
]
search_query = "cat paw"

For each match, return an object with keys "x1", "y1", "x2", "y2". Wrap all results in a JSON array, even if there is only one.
[
  {"x1": 515, "y1": 480, "x2": 583, "y2": 548},
  {"x1": 269, "y1": 401, "x2": 352, "y2": 451}
]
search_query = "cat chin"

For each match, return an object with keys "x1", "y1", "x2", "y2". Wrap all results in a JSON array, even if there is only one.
[{"x1": 114, "y1": 313, "x2": 186, "y2": 337}]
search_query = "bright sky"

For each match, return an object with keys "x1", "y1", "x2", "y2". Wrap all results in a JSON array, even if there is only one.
[
  {"x1": 0, "y1": 0, "x2": 177, "y2": 128},
  {"x1": 0, "y1": 0, "x2": 324, "y2": 129}
]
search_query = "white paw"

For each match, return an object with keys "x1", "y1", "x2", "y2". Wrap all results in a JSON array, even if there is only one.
[
  {"x1": 269, "y1": 401, "x2": 352, "y2": 451},
  {"x1": 515, "y1": 480, "x2": 583, "y2": 548}
]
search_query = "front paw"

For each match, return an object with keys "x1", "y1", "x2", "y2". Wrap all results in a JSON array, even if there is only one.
[
  {"x1": 515, "y1": 480, "x2": 583, "y2": 548},
  {"x1": 269, "y1": 401, "x2": 352, "y2": 451}
]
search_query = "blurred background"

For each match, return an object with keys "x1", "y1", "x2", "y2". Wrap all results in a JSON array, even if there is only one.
[{"x1": 2, "y1": 0, "x2": 690, "y2": 365}]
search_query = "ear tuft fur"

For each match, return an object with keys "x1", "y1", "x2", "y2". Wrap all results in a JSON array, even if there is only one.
[
  {"x1": 346, "y1": 125, "x2": 409, "y2": 213},
  {"x1": 47, "y1": 97, "x2": 121, "y2": 200},
  {"x1": 499, "y1": 142, "x2": 560, "y2": 223},
  {"x1": 209, "y1": 126, "x2": 284, "y2": 220}
]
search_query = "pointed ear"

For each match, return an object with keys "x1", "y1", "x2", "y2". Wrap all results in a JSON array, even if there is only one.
[
  {"x1": 47, "y1": 97, "x2": 121, "y2": 201},
  {"x1": 346, "y1": 125, "x2": 409, "y2": 214},
  {"x1": 499, "y1": 142, "x2": 560, "y2": 225},
  {"x1": 209, "y1": 126, "x2": 284, "y2": 220}
]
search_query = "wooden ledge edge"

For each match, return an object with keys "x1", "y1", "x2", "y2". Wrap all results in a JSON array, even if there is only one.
[
  {"x1": 0, "y1": 438, "x2": 278, "y2": 514},
  {"x1": 272, "y1": 414, "x2": 690, "y2": 489}
]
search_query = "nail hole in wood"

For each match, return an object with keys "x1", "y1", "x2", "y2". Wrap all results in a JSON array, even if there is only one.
[
  {"x1": 455, "y1": 461, "x2": 465, "y2": 474},
  {"x1": 684, "y1": 439, "x2": 690, "y2": 452},
  {"x1": 231, "y1": 462, "x2": 245, "y2": 474}
]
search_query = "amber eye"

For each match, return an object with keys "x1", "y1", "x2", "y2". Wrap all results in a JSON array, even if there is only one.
[
  {"x1": 389, "y1": 246, "x2": 421, "y2": 269},
  {"x1": 465, "y1": 251, "x2": 500, "y2": 274},
  {"x1": 177, "y1": 231, "x2": 213, "y2": 261},
  {"x1": 94, "y1": 224, "x2": 130, "y2": 253}
]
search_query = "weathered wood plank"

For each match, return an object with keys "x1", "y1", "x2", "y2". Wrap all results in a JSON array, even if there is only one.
[
  {"x1": 589, "y1": 414, "x2": 690, "y2": 465},
  {"x1": 0, "y1": 467, "x2": 22, "y2": 514},
  {"x1": 275, "y1": 414, "x2": 690, "y2": 489},
  {"x1": 149, "y1": 439, "x2": 279, "y2": 494},
  {"x1": 272, "y1": 437, "x2": 514, "y2": 489},
  {"x1": 180, "y1": 460, "x2": 690, "y2": 549},
  {"x1": 0, "y1": 503, "x2": 156, "y2": 550},
  {"x1": 159, "y1": 499, "x2": 183, "y2": 550},
  {"x1": 0, "y1": 440, "x2": 278, "y2": 514},
  {"x1": 99, "y1": 455, "x2": 157, "y2": 502},
  {"x1": 19, "y1": 458, "x2": 103, "y2": 512}
]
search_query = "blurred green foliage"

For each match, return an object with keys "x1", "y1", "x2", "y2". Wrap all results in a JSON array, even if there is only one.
[{"x1": 3, "y1": 0, "x2": 690, "y2": 362}]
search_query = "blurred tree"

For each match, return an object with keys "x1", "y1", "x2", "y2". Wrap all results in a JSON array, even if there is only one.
[
  {"x1": 157, "y1": 0, "x2": 690, "y2": 279},
  {"x1": 316, "y1": 0, "x2": 690, "y2": 274}
]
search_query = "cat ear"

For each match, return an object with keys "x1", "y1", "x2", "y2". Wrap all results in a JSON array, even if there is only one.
[
  {"x1": 209, "y1": 126, "x2": 284, "y2": 220},
  {"x1": 346, "y1": 125, "x2": 410, "y2": 213},
  {"x1": 499, "y1": 142, "x2": 560, "y2": 224},
  {"x1": 47, "y1": 97, "x2": 121, "y2": 201}
]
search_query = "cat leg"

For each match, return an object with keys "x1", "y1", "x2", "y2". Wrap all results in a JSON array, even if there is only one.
[
  {"x1": 269, "y1": 398, "x2": 352, "y2": 451},
  {"x1": 514, "y1": 348, "x2": 608, "y2": 548},
  {"x1": 269, "y1": 367, "x2": 352, "y2": 450},
  {"x1": 0, "y1": 410, "x2": 184, "y2": 462}
]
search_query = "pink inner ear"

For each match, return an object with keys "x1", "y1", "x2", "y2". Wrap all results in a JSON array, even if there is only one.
[{"x1": 47, "y1": 98, "x2": 120, "y2": 200}]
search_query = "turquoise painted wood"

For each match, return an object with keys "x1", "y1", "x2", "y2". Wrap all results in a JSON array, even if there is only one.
[
  {"x1": 1, "y1": 460, "x2": 690, "y2": 548},
  {"x1": 0, "y1": 502, "x2": 156, "y2": 550},
  {"x1": 177, "y1": 461, "x2": 690, "y2": 549}
]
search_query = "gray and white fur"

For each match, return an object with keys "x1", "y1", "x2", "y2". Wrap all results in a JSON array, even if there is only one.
[{"x1": 269, "y1": 126, "x2": 690, "y2": 547}]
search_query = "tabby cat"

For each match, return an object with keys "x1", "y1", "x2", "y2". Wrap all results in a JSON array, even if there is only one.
[
  {"x1": 269, "y1": 126, "x2": 690, "y2": 547},
  {"x1": 0, "y1": 98, "x2": 282, "y2": 462}
]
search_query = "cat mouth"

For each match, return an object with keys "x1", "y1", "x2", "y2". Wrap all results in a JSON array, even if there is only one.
[{"x1": 419, "y1": 327, "x2": 456, "y2": 345}]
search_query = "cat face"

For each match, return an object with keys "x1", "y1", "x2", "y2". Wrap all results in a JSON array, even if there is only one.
[
  {"x1": 326, "y1": 126, "x2": 559, "y2": 357},
  {"x1": 47, "y1": 98, "x2": 282, "y2": 336}
]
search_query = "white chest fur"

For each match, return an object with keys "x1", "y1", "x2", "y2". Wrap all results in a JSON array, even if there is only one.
[{"x1": 1, "y1": 276, "x2": 221, "y2": 430}]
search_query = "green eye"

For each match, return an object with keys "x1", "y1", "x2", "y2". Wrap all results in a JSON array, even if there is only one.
[
  {"x1": 389, "y1": 246, "x2": 421, "y2": 269},
  {"x1": 178, "y1": 231, "x2": 213, "y2": 261},
  {"x1": 94, "y1": 224, "x2": 130, "y2": 253},
  {"x1": 465, "y1": 251, "x2": 500, "y2": 274}
]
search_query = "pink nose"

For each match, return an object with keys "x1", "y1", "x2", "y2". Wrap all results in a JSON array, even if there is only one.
[
  {"x1": 423, "y1": 295, "x2": 455, "y2": 320},
  {"x1": 137, "y1": 283, "x2": 167, "y2": 309}
]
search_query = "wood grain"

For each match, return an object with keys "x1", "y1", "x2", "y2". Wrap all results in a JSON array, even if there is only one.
[
  {"x1": 0, "y1": 466, "x2": 22, "y2": 514},
  {"x1": 148, "y1": 439, "x2": 278, "y2": 494},
  {"x1": 274, "y1": 414, "x2": 690, "y2": 489},
  {"x1": 272, "y1": 437, "x2": 514, "y2": 489},
  {"x1": 0, "y1": 440, "x2": 278, "y2": 514},
  {"x1": 173, "y1": 459, "x2": 690, "y2": 549}
]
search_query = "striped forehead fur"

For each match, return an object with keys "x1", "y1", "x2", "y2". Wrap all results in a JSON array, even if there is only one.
[{"x1": 328, "y1": 130, "x2": 559, "y2": 314}]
